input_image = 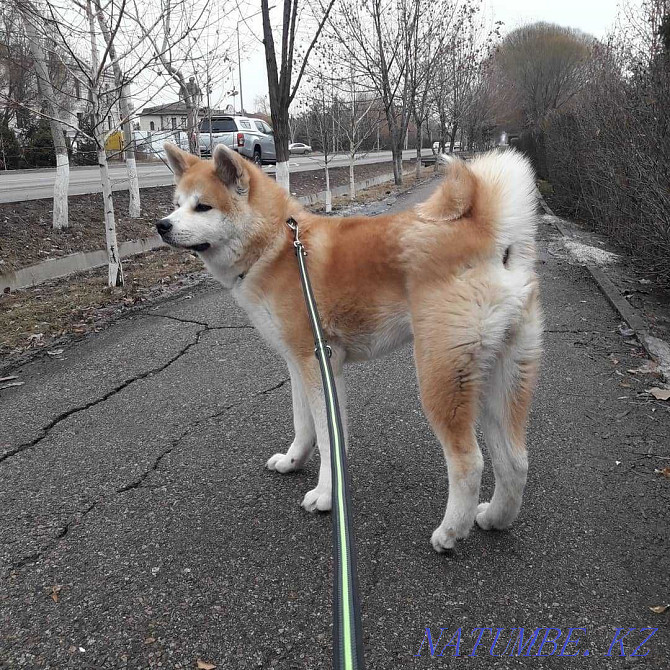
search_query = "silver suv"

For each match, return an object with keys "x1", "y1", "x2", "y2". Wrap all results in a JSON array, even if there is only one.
[{"x1": 199, "y1": 115, "x2": 276, "y2": 165}]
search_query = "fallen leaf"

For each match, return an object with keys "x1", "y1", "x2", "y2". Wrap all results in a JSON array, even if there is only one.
[
  {"x1": 648, "y1": 387, "x2": 670, "y2": 401},
  {"x1": 618, "y1": 324, "x2": 635, "y2": 337},
  {"x1": 50, "y1": 585, "x2": 61, "y2": 603},
  {"x1": 650, "y1": 604, "x2": 669, "y2": 614},
  {"x1": 615, "y1": 460, "x2": 621, "y2": 466},
  {"x1": 47, "y1": 349, "x2": 64, "y2": 356},
  {"x1": 654, "y1": 467, "x2": 670, "y2": 479},
  {"x1": 628, "y1": 361, "x2": 658, "y2": 375},
  {"x1": 144, "y1": 637, "x2": 156, "y2": 645},
  {"x1": 196, "y1": 662, "x2": 216, "y2": 670}
]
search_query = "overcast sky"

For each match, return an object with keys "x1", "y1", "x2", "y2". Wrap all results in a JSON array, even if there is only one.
[{"x1": 225, "y1": 0, "x2": 624, "y2": 115}]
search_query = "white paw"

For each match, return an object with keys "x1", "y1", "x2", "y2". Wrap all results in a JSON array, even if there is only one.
[
  {"x1": 266, "y1": 452, "x2": 300, "y2": 474},
  {"x1": 301, "y1": 486, "x2": 332, "y2": 513},
  {"x1": 475, "y1": 502, "x2": 493, "y2": 530},
  {"x1": 430, "y1": 526, "x2": 458, "y2": 553},
  {"x1": 475, "y1": 500, "x2": 514, "y2": 531}
]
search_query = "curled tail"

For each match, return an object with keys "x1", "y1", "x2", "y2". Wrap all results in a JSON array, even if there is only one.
[{"x1": 416, "y1": 149, "x2": 538, "y2": 271}]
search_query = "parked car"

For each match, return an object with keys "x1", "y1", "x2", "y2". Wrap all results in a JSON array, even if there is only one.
[
  {"x1": 198, "y1": 115, "x2": 276, "y2": 165},
  {"x1": 289, "y1": 142, "x2": 312, "y2": 155}
]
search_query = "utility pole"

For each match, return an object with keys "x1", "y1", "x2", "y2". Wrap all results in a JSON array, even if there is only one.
[{"x1": 237, "y1": 24, "x2": 243, "y2": 114}]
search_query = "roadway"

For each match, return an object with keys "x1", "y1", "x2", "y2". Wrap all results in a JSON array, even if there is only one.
[{"x1": 0, "y1": 149, "x2": 431, "y2": 203}]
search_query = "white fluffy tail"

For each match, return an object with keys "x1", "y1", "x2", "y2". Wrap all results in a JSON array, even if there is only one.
[{"x1": 467, "y1": 149, "x2": 538, "y2": 270}]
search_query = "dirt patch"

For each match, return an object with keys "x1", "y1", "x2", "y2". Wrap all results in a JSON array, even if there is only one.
[
  {"x1": 0, "y1": 247, "x2": 206, "y2": 373},
  {"x1": 0, "y1": 159, "x2": 416, "y2": 272}
]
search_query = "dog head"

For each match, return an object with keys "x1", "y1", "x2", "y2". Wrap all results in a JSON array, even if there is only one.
[{"x1": 158, "y1": 143, "x2": 259, "y2": 283}]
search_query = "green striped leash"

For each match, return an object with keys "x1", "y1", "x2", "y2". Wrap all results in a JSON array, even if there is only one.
[{"x1": 286, "y1": 216, "x2": 365, "y2": 670}]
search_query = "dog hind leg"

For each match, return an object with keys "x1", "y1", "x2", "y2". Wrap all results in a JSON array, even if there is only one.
[
  {"x1": 477, "y1": 300, "x2": 541, "y2": 531},
  {"x1": 414, "y1": 326, "x2": 484, "y2": 553}
]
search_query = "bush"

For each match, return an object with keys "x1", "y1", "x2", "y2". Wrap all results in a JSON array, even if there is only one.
[
  {"x1": 541, "y1": 9, "x2": 670, "y2": 283},
  {"x1": 0, "y1": 123, "x2": 21, "y2": 170},
  {"x1": 21, "y1": 120, "x2": 56, "y2": 167}
]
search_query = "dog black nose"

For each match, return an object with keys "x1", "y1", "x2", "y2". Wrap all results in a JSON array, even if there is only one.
[{"x1": 156, "y1": 218, "x2": 172, "y2": 235}]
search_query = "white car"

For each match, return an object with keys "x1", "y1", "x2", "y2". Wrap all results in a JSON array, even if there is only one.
[{"x1": 289, "y1": 142, "x2": 312, "y2": 155}]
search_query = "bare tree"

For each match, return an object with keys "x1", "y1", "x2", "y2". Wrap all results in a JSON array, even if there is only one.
[
  {"x1": 307, "y1": 68, "x2": 336, "y2": 211},
  {"x1": 129, "y1": 0, "x2": 213, "y2": 155},
  {"x1": 261, "y1": 0, "x2": 337, "y2": 191},
  {"x1": 492, "y1": 22, "x2": 592, "y2": 128},
  {"x1": 331, "y1": 0, "x2": 421, "y2": 185},
  {"x1": 18, "y1": 1, "x2": 69, "y2": 229},
  {"x1": 93, "y1": 0, "x2": 140, "y2": 217}
]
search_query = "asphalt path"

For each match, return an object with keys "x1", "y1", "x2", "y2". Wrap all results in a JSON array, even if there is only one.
[
  {"x1": 1, "y1": 180, "x2": 669, "y2": 668},
  {"x1": 0, "y1": 149, "x2": 430, "y2": 203}
]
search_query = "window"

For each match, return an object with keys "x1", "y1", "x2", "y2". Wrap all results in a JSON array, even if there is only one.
[
  {"x1": 150, "y1": 121, "x2": 155, "y2": 131},
  {"x1": 74, "y1": 78, "x2": 81, "y2": 99},
  {"x1": 171, "y1": 117, "x2": 177, "y2": 130},
  {"x1": 108, "y1": 116, "x2": 113, "y2": 130},
  {"x1": 199, "y1": 117, "x2": 238, "y2": 133},
  {"x1": 262, "y1": 122, "x2": 273, "y2": 134},
  {"x1": 77, "y1": 112, "x2": 83, "y2": 128},
  {"x1": 254, "y1": 121, "x2": 264, "y2": 133},
  {"x1": 239, "y1": 120, "x2": 252, "y2": 129},
  {"x1": 181, "y1": 116, "x2": 187, "y2": 127}
]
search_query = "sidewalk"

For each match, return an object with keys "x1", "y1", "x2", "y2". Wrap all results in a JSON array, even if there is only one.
[{"x1": 1, "y1": 181, "x2": 669, "y2": 668}]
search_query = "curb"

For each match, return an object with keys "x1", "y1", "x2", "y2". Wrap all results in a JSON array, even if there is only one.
[{"x1": 538, "y1": 193, "x2": 670, "y2": 382}]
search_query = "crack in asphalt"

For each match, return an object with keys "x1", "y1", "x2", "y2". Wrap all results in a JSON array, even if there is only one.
[
  {"x1": 0, "y1": 325, "x2": 207, "y2": 467},
  {"x1": 3, "y1": 376, "x2": 290, "y2": 576},
  {"x1": 150, "y1": 313, "x2": 255, "y2": 330}
]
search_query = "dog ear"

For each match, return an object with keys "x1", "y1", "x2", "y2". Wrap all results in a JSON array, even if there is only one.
[
  {"x1": 213, "y1": 144, "x2": 250, "y2": 195},
  {"x1": 164, "y1": 142, "x2": 198, "y2": 182}
]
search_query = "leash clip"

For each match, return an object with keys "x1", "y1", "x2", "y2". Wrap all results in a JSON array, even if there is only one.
[{"x1": 286, "y1": 216, "x2": 307, "y2": 255}]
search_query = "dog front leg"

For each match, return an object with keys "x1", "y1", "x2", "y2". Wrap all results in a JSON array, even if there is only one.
[
  {"x1": 300, "y1": 352, "x2": 348, "y2": 513},
  {"x1": 266, "y1": 362, "x2": 316, "y2": 473}
]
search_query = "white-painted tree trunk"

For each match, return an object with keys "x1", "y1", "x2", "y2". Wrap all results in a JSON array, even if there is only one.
[
  {"x1": 54, "y1": 154, "x2": 70, "y2": 229},
  {"x1": 98, "y1": 148, "x2": 124, "y2": 286},
  {"x1": 348, "y1": 154, "x2": 356, "y2": 200},
  {"x1": 87, "y1": 0, "x2": 122, "y2": 286},
  {"x1": 126, "y1": 156, "x2": 140, "y2": 217},
  {"x1": 325, "y1": 164, "x2": 332, "y2": 213},
  {"x1": 93, "y1": 2, "x2": 140, "y2": 218},
  {"x1": 276, "y1": 160, "x2": 290, "y2": 192},
  {"x1": 21, "y1": 7, "x2": 69, "y2": 229}
]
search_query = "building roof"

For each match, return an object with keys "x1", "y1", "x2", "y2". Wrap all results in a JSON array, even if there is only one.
[{"x1": 140, "y1": 103, "x2": 231, "y2": 116}]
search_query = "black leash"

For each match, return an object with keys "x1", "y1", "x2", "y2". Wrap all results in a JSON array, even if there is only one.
[{"x1": 286, "y1": 216, "x2": 365, "y2": 670}]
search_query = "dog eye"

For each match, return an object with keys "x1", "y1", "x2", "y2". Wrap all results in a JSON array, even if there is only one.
[{"x1": 194, "y1": 203, "x2": 212, "y2": 213}]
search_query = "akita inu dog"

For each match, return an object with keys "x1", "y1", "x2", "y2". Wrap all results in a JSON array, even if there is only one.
[{"x1": 158, "y1": 143, "x2": 541, "y2": 552}]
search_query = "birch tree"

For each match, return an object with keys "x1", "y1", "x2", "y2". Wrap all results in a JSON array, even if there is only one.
[
  {"x1": 18, "y1": 1, "x2": 69, "y2": 229},
  {"x1": 93, "y1": 0, "x2": 140, "y2": 217},
  {"x1": 331, "y1": 0, "x2": 420, "y2": 185},
  {"x1": 261, "y1": 0, "x2": 337, "y2": 191}
]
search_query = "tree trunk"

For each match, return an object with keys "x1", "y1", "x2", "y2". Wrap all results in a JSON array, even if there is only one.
[
  {"x1": 98, "y1": 147, "x2": 124, "y2": 286},
  {"x1": 415, "y1": 120, "x2": 422, "y2": 179},
  {"x1": 21, "y1": 8, "x2": 69, "y2": 229},
  {"x1": 273, "y1": 110, "x2": 291, "y2": 192},
  {"x1": 87, "y1": 0, "x2": 123, "y2": 286},
  {"x1": 94, "y1": 2, "x2": 140, "y2": 217},
  {"x1": 324, "y1": 163, "x2": 332, "y2": 213},
  {"x1": 349, "y1": 150, "x2": 356, "y2": 200},
  {"x1": 449, "y1": 122, "x2": 458, "y2": 152}
]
